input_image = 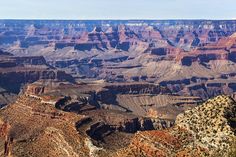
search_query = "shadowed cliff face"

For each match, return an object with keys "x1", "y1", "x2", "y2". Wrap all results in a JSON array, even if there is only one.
[{"x1": 0, "y1": 51, "x2": 75, "y2": 91}]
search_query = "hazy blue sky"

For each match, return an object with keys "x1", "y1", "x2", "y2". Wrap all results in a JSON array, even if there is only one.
[{"x1": 0, "y1": 0, "x2": 235, "y2": 19}]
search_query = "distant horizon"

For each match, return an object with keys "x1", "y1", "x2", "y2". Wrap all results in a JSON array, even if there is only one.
[{"x1": 0, "y1": 0, "x2": 236, "y2": 20}]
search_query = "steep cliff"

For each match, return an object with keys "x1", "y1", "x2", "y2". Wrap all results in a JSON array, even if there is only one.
[{"x1": 0, "y1": 54, "x2": 75, "y2": 94}]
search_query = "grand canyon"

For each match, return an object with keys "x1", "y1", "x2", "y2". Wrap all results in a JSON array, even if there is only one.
[{"x1": 0, "y1": 20, "x2": 236, "y2": 157}]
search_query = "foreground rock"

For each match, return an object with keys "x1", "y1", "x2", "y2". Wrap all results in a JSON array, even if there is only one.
[
  {"x1": 0, "y1": 91, "x2": 235, "y2": 156},
  {"x1": 0, "y1": 95, "x2": 90, "y2": 157},
  {"x1": 115, "y1": 95, "x2": 236, "y2": 157}
]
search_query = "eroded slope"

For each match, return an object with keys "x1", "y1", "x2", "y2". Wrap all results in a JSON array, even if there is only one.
[{"x1": 0, "y1": 95, "x2": 90, "y2": 157}]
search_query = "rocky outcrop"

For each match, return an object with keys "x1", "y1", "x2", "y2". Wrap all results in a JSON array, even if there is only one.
[
  {"x1": 116, "y1": 95, "x2": 236, "y2": 157},
  {"x1": 175, "y1": 95, "x2": 236, "y2": 154},
  {"x1": 26, "y1": 83, "x2": 47, "y2": 95}
]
